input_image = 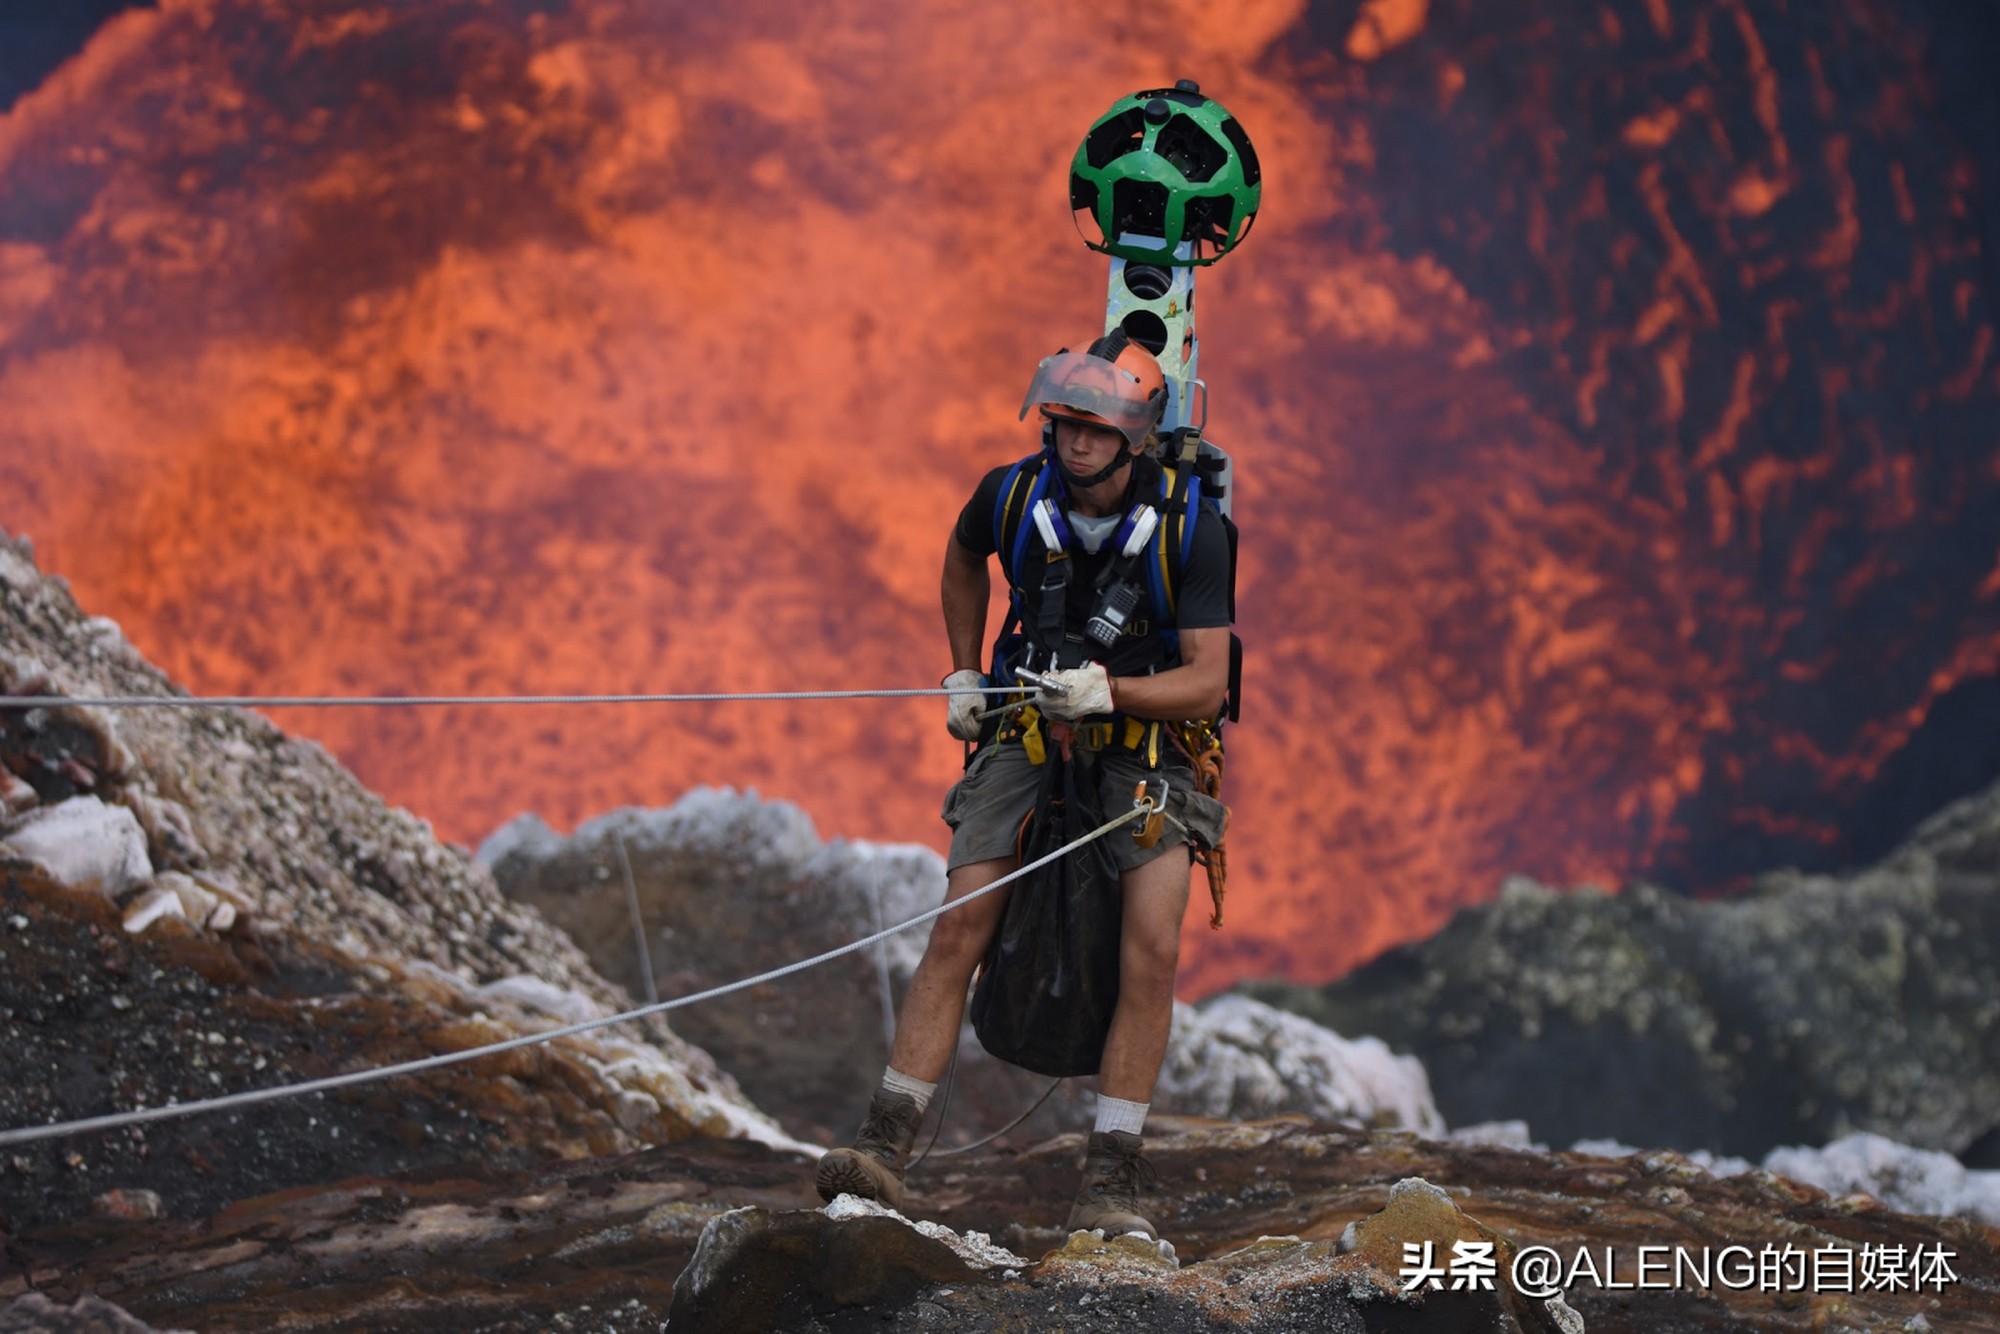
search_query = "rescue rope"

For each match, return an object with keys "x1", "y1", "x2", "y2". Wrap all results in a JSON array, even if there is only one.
[
  {"x1": 0, "y1": 685, "x2": 1027, "y2": 710},
  {"x1": 0, "y1": 797, "x2": 1154, "y2": 1149}
]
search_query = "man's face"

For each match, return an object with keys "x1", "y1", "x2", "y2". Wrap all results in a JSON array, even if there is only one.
[{"x1": 1052, "y1": 415, "x2": 1129, "y2": 482}]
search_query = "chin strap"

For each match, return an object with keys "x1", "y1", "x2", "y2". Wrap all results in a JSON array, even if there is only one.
[{"x1": 1060, "y1": 445, "x2": 1137, "y2": 489}]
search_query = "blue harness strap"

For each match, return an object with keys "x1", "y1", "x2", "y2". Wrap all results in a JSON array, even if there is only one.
[
  {"x1": 1146, "y1": 473, "x2": 1203, "y2": 658},
  {"x1": 985, "y1": 454, "x2": 1051, "y2": 687},
  {"x1": 987, "y1": 452, "x2": 1195, "y2": 677},
  {"x1": 996, "y1": 454, "x2": 1059, "y2": 589}
]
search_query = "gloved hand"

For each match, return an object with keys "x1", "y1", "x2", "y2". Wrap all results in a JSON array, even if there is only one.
[
  {"x1": 943, "y1": 669, "x2": 987, "y2": 741},
  {"x1": 1035, "y1": 662, "x2": 1115, "y2": 720}
]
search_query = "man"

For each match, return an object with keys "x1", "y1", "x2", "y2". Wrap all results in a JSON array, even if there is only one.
[{"x1": 814, "y1": 331, "x2": 1231, "y2": 1241}]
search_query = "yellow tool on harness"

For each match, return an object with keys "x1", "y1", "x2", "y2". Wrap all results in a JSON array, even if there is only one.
[
  {"x1": 1005, "y1": 708, "x2": 1163, "y2": 766},
  {"x1": 1013, "y1": 706, "x2": 1048, "y2": 765}
]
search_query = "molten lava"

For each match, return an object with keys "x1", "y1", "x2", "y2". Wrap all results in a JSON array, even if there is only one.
[{"x1": 2, "y1": 0, "x2": 1996, "y2": 995}]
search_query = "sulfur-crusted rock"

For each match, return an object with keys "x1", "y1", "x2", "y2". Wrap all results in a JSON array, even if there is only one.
[
  {"x1": 1159, "y1": 994, "x2": 1445, "y2": 1135},
  {"x1": 668, "y1": 1204, "x2": 1003, "y2": 1329},
  {"x1": 1250, "y1": 785, "x2": 2000, "y2": 1159},
  {"x1": 1338, "y1": 1176, "x2": 1582, "y2": 1333}
]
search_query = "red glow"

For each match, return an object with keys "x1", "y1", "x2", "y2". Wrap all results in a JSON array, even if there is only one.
[{"x1": 2, "y1": 0, "x2": 1996, "y2": 996}]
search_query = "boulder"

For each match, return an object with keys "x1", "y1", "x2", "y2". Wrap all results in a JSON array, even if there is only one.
[
  {"x1": 670, "y1": 1176, "x2": 1584, "y2": 1332},
  {"x1": 1160, "y1": 994, "x2": 1445, "y2": 1135},
  {"x1": 0, "y1": 770, "x2": 35, "y2": 818},
  {"x1": 2, "y1": 796, "x2": 152, "y2": 899},
  {"x1": 482, "y1": 797, "x2": 939, "y2": 1145}
]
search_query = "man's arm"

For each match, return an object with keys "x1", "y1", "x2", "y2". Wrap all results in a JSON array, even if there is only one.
[
  {"x1": 1108, "y1": 625, "x2": 1229, "y2": 721},
  {"x1": 942, "y1": 532, "x2": 991, "y2": 674}
]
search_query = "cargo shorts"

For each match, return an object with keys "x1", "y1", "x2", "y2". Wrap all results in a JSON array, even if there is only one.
[{"x1": 941, "y1": 734, "x2": 1229, "y2": 873}]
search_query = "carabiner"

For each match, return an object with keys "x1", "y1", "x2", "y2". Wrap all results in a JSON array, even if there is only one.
[{"x1": 1132, "y1": 779, "x2": 1169, "y2": 848}]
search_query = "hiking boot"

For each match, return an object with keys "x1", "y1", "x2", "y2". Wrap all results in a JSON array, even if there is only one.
[
  {"x1": 814, "y1": 1089, "x2": 924, "y2": 1210},
  {"x1": 1064, "y1": 1130, "x2": 1160, "y2": 1239}
]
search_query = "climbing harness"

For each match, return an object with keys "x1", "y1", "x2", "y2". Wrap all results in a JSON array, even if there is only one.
[{"x1": 975, "y1": 434, "x2": 1239, "y2": 928}]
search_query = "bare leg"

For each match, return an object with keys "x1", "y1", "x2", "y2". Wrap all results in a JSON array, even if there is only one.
[
  {"x1": 886, "y1": 856, "x2": 1017, "y2": 1083},
  {"x1": 1096, "y1": 850, "x2": 1193, "y2": 1103}
]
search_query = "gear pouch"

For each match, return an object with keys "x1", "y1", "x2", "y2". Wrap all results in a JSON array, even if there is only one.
[{"x1": 969, "y1": 748, "x2": 1123, "y2": 1077}]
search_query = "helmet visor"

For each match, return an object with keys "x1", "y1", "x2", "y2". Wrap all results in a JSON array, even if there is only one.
[{"x1": 1018, "y1": 352, "x2": 1161, "y2": 446}]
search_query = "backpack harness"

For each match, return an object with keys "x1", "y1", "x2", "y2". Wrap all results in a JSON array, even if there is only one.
[{"x1": 979, "y1": 430, "x2": 1239, "y2": 926}]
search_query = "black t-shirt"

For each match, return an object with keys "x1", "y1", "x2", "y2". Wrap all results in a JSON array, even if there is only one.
[{"x1": 953, "y1": 455, "x2": 1231, "y2": 678}]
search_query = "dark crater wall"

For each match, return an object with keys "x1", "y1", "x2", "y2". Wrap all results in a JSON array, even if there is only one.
[{"x1": 1248, "y1": 778, "x2": 2000, "y2": 1159}]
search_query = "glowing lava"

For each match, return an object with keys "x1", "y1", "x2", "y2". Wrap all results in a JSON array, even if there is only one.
[{"x1": 2, "y1": 0, "x2": 1995, "y2": 995}]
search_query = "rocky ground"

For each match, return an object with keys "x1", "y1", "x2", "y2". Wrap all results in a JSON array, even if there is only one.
[
  {"x1": 7, "y1": 1116, "x2": 1997, "y2": 1331},
  {"x1": 0, "y1": 527, "x2": 793, "y2": 1236},
  {"x1": 1248, "y1": 784, "x2": 2000, "y2": 1164}
]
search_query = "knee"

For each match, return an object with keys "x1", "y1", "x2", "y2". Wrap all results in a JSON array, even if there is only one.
[
  {"x1": 1122, "y1": 929, "x2": 1181, "y2": 992},
  {"x1": 924, "y1": 909, "x2": 994, "y2": 967}
]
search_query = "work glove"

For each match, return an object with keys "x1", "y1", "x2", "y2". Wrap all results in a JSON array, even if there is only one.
[
  {"x1": 1035, "y1": 662, "x2": 1115, "y2": 721},
  {"x1": 943, "y1": 669, "x2": 987, "y2": 741}
]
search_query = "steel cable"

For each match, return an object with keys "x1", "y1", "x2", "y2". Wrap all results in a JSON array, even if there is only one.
[{"x1": 0, "y1": 685, "x2": 1028, "y2": 710}]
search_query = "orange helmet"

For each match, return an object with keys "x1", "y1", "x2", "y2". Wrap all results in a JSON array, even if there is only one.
[{"x1": 1019, "y1": 331, "x2": 1168, "y2": 447}]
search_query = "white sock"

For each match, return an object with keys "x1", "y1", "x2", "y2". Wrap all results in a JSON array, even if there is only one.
[
  {"x1": 1094, "y1": 1095, "x2": 1148, "y2": 1137},
  {"x1": 881, "y1": 1067, "x2": 936, "y2": 1113}
]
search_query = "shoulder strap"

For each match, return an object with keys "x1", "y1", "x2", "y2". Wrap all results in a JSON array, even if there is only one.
[
  {"x1": 984, "y1": 453, "x2": 1063, "y2": 689},
  {"x1": 1147, "y1": 434, "x2": 1238, "y2": 721},
  {"x1": 1145, "y1": 433, "x2": 1207, "y2": 625},
  {"x1": 995, "y1": 454, "x2": 1055, "y2": 590}
]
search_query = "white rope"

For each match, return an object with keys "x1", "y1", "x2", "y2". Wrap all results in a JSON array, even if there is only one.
[
  {"x1": 0, "y1": 686, "x2": 1029, "y2": 710},
  {"x1": 0, "y1": 796, "x2": 1152, "y2": 1148}
]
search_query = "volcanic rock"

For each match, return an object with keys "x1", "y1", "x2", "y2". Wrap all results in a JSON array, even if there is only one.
[
  {"x1": 1555, "y1": 1127, "x2": 2000, "y2": 1235},
  {"x1": 480, "y1": 799, "x2": 942, "y2": 1146},
  {"x1": 1246, "y1": 778, "x2": 2000, "y2": 1159},
  {"x1": 151, "y1": 873, "x2": 218, "y2": 931},
  {"x1": 88, "y1": 1189, "x2": 164, "y2": 1222},
  {"x1": 668, "y1": 1178, "x2": 1583, "y2": 1332},
  {"x1": 1159, "y1": 993, "x2": 1444, "y2": 1135},
  {"x1": 0, "y1": 771, "x2": 36, "y2": 819},
  {"x1": 0, "y1": 1294, "x2": 179, "y2": 1334},
  {"x1": 2, "y1": 796, "x2": 151, "y2": 900},
  {"x1": 1760, "y1": 1134, "x2": 2000, "y2": 1229},
  {"x1": 483, "y1": 799, "x2": 1442, "y2": 1145},
  {"x1": 116, "y1": 881, "x2": 187, "y2": 935},
  {"x1": 10, "y1": 1115, "x2": 1996, "y2": 1331},
  {"x1": 0, "y1": 527, "x2": 791, "y2": 1230}
]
